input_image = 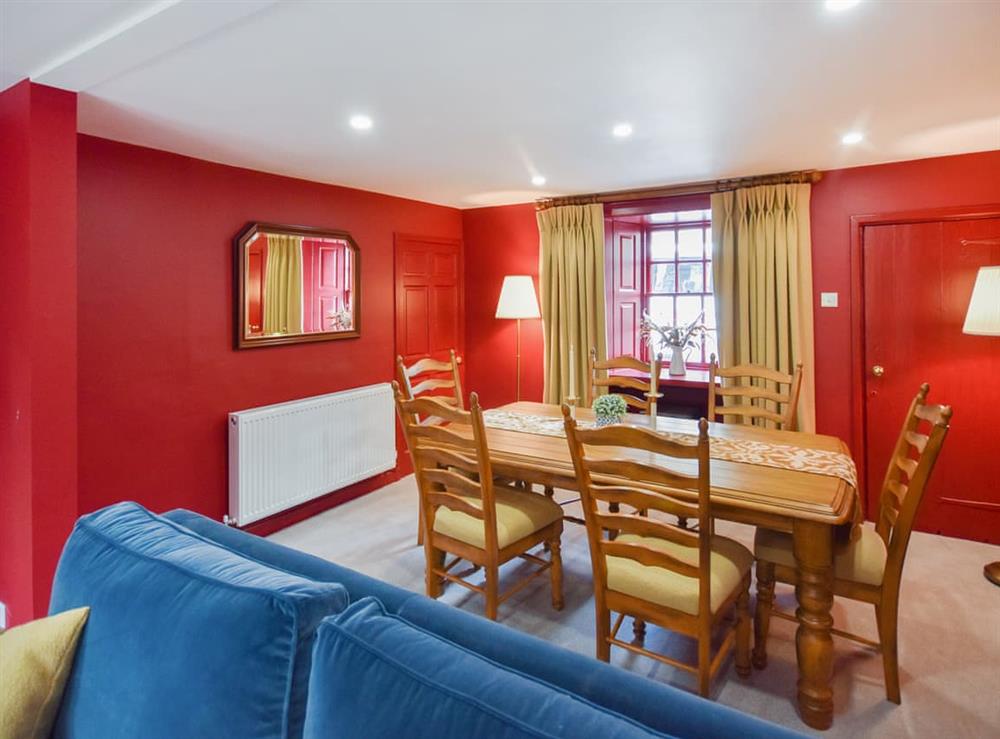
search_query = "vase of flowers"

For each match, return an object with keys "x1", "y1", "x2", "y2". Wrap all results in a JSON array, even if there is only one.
[
  {"x1": 593, "y1": 394, "x2": 627, "y2": 427},
  {"x1": 640, "y1": 311, "x2": 706, "y2": 376}
]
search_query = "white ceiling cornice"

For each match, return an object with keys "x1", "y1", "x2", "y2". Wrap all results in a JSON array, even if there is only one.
[{"x1": 3, "y1": 1, "x2": 998, "y2": 208}]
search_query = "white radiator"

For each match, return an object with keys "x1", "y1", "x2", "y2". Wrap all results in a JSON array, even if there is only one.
[{"x1": 228, "y1": 383, "x2": 396, "y2": 526}]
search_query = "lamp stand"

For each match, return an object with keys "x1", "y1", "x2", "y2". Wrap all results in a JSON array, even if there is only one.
[{"x1": 515, "y1": 317, "x2": 522, "y2": 402}]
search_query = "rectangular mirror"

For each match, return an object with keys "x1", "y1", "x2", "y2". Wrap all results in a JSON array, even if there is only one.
[{"x1": 235, "y1": 222, "x2": 360, "y2": 348}]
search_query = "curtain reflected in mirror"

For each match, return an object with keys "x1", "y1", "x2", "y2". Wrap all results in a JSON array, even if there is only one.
[{"x1": 236, "y1": 223, "x2": 359, "y2": 348}]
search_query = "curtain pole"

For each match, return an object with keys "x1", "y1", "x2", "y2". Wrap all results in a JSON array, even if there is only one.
[{"x1": 535, "y1": 169, "x2": 822, "y2": 211}]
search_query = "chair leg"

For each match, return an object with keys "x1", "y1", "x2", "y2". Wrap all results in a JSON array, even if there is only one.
[
  {"x1": 550, "y1": 536, "x2": 564, "y2": 611},
  {"x1": 753, "y1": 560, "x2": 775, "y2": 669},
  {"x1": 544, "y1": 485, "x2": 554, "y2": 498},
  {"x1": 735, "y1": 582, "x2": 752, "y2": 678},
  {"x1": 485, "y1": 566, "x2": 499, "y2": 621},
  {"x1": 595, "y1": 601, "x2": 611, "y2": 662},
  {"x1": 425, "y1": 546, "x2": 444, "y2": 599},
  {"x1": 878, "y1": 600, "x2": 901, "y2": 704},
  {"x1": 698, "y1": 628, "x2": 712, "y2": 698}
]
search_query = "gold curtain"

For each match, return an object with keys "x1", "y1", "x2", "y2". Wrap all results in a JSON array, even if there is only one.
[
  {"x1": 537, "y1": 204, "x2": 607, "y2": 404},
  {"x1": 711, "y1": 184, "x2": 816, "y2": 431},
  {"x1": 263, "y1": 233, "x2": 303, "y2": 335}
]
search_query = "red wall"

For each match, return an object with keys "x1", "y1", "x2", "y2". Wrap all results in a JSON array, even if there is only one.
[
  {"x1": 77, "y1": 136, "x2": 463, "y2": 533},
  {"x1": 462, "y1": 204, "x2": 544, "y2": 409},
  {"x1": 810, "y1": 150, "x2": 1000, "y2": 446},
  {"x1": 461, "y1": 151, "x2": 1000, "y2": 450},
  {"x1": 0, "y1": 81, "x2": 78, "y2": 624}
]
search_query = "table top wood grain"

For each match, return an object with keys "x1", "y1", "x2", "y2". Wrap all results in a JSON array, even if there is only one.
[{"x1": 484, "y1": 402, "x2": 856, "y2": 530}]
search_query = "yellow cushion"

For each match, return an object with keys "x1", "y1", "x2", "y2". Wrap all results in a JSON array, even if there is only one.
[
  {"x1": 434, "y1": 485, "x2": 563, "y2": 549},
  {"x1": 605, "y1": 534, "x2": 753, "y2": 616},
  {"x1": 754, "y1": 523, "x2": 887, "y2": 586},
  {"x1": 0, "y1": 607, "x2": 89, "y2": 739}
]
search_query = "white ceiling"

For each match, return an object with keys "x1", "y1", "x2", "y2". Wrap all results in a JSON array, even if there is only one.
[{"x1": 2, "y1": 0, "x2": 998, "y2": 208}]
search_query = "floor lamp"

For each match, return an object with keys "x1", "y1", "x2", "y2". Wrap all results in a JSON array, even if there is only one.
[
  {"x1": 496, "y1": 275, "x2": 540, "y2": 402},
  {"x1": 963, "y1": 266, "x2": 1000, "y2": 587}
]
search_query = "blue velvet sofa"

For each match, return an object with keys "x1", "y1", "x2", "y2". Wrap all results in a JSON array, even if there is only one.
[{"x1": 48, "y1": 502, "x2": 802, "y2": 738}]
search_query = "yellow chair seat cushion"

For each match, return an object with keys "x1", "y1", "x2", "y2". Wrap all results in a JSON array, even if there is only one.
[
  {"x1": 0, "y1": 607, "x2": 89, "y2": 739},
  {"x1": 605, "y1": 534, "x2": 753, "y2": 616},
  {"x1": 434, "y1": 485, "x2": 563, "y2": 549},
  {"x1": 754, "y1": 523, "x2": 887, "y2": 586}
]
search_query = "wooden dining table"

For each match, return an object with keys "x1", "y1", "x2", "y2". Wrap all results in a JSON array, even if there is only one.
[{"x1": 482, "y1": 401, "x2": 857, "y2": 732}]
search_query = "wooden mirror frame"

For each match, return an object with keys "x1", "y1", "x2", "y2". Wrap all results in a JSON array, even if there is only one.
[{"x1": 234, "y1": 222, "x2": 361, "y2": 349}]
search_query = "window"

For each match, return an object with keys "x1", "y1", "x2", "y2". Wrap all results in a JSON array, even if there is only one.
[
  {"x1": 605, "y1": 202, "x2": 718, "y2": 368},
  {"x1": 643, "y1": 209, "x2": 717, "y2": 365}
]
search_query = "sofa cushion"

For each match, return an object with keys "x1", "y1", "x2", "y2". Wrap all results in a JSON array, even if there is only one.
[
  {"x1": 395, "y1": 596, "x2": 805, "y2": 739},
  {"x1": 170, "y1": 507, "x2": 802, "y2": 739},
  {"x1": 304, "y1": 597, "x2": 670, "y2": 739},
  {"x1": 163, "y1": 508, "x2": 420, "y2": 612},
  {"x1": 49, "y1": 502, "x2": 348, "y2": 739}
]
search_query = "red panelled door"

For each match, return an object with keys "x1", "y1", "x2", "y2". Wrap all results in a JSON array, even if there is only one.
[
  {"x1": 863, "y1": 215, "x2": 1000, "y2": 543},
  {"x1": 394, "y1": 235, "x2": 463, "y2": 368},
  {"x1": 302, "y1": 239, "x2": 349, "y2": 332},
  {"x1": 246, "y1": 237, "x2": 267, "y2": 335},
  {"x1": 607, "y1": 218, "x2": 643, "y2": 358}
]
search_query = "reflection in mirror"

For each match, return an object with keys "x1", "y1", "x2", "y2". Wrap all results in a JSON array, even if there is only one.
[{"x1": 236, "y1": 223, "x2": 359, "y2": 348}]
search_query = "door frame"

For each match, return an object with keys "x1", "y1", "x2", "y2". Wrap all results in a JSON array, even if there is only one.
[
  {"x1": 848, "y1": 203, "x2": 1000, "y2": 514},
  {"x1": 392, "y1": 232, "x2": 465, "y2": 366}
]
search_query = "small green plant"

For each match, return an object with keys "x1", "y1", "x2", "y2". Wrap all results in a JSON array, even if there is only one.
[{"x1": 593, "y1": 393, "x2": 627, "y2": 421}]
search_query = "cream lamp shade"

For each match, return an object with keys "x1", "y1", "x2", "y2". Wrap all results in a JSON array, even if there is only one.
[
  {"x1": 963, "y1": 266, "x2": 1000, "y2": 335},
  {"x1": 496, "y1": 275, "x2": 540, "y2": 319}
]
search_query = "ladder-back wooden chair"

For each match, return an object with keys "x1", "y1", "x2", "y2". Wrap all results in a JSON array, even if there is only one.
[
  {"x1": 396, "y1": 350, "x2": 464, "y2": 409},
  {"x1": 588, "y1": 348, "x2": 662, "y2": 416},
  {"x1": 707, "y1": 355, "x2": 803, "y2": 430},
  {"x1": 562, "y1": 408, "x2": 752, "y2": 697},
  {"x1": 394, "y1": 382, "x2": 564, "y2": 621},
  {"x1": 753, "y1": 383, "x2": 951, "y2": 704}
]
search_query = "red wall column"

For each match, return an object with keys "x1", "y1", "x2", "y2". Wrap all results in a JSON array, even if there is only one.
[
  {"x1": 0, "y1": 80, "x2": 79, "y2": 624},
  {"x1": 462, "y1": 204, "x2": 543, "y2": 409}
]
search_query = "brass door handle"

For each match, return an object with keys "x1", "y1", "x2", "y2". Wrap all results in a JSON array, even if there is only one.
[{"x1": 872, "y1": 365, "x2": 885, "y2": 377}]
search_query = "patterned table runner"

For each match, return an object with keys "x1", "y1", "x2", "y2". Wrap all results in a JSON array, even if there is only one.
[{"x1": 482, "y1": 409, "x2": 858, "y2": 491}]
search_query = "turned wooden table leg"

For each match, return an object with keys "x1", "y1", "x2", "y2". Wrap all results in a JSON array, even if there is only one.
[{"x1": 792, "y1": 520, "x2": 835, "y2": 731}]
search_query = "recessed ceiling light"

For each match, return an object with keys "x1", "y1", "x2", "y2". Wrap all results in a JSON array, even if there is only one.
[
  {"x1": 841, "y1": 131, "x2": 864, "y2": 145},
  {"x1": 349, "y1": 114, "x2": 373, "y2": 131},
  {"x1": 612, "y1": 122, "x2": 633, "y2": 138},
  {"x1": 825, "y1": 0, "x2": 861, "y2": 12},
  {"x1": 531, "y1": 174, "x2": 547, "y2": 187}
]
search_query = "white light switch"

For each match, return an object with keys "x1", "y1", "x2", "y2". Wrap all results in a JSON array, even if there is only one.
[{"x1": 820, "y1": 292, "x2": 839, "y2": 308}]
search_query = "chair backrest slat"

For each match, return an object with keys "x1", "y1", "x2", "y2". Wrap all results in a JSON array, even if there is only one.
[
  {"x1": 396, "y1": 350, "x2": 464, "y2": 410},
  {"x1": 594, "y1": 513, "x2": 699, "y2": 548},
  {"x1": 425, "y1": 490, "x2": 486, "y2": 520},
  {"x1": 876, "y1": 383, "x2": 951, "y2": 596},
  {"x1": 707, "y1": 355, "x2": 803, "y2": 431},
  {"x1": 586, "y1": 459, "x2": 699, "y2": 492},
  {"x1": 588, "y1": 347, "x2": 662, "y2": 416},
  {"x1": 564, "y1": 405, "x2": 713, "y2": 618},
  {"x1": 587, "y1": 484, "x2": 699, "y2": 521},
  {"x1": 421, "y1": 467, "x2": 484, "y2": 499}
]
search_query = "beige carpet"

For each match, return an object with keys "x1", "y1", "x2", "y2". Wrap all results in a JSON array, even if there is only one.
[{"x1": 270, "y1": 476, "x2": 1000, "y2": 737}]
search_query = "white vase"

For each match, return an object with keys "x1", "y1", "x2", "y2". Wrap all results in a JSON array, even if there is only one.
[{"x1": 668, "y1": 345, "x2": 686, "y2": 376}]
